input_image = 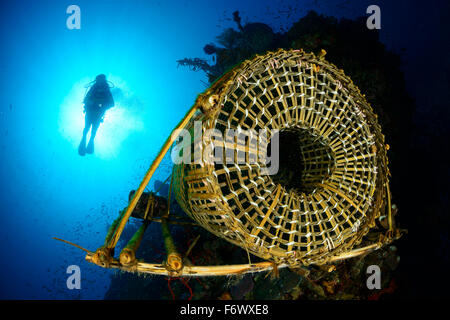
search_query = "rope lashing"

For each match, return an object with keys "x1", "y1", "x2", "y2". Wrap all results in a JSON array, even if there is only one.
[{"x1": 143, "y1": 193, "x2": 155, "y2": 221}]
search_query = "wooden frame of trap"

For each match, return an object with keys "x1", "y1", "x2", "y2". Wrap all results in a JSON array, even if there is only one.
[{"x1": 56, "y1": 49, "x2": 404, "y2": 277}]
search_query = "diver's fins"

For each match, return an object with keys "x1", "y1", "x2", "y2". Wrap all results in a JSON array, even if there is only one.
[
  {"x1": 78, "y1": 138, "x2": 86, "y2": 156},
  {"x1": 86, "y1": 140, "x2": 94, "y2": 154}
]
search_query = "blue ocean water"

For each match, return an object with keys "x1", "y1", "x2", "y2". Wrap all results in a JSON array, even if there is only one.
[{"x1": 0, "y1": 0, "x2": 446, "y2": 299}]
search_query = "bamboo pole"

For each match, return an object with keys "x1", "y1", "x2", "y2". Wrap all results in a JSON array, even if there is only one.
[
  {"x1": 86, "y1": 252, "x2": 288, "y2": 277},
  {"x1": 328, "y1": 243, "x2": 380, "y2": 262},
  {"x1": 161, "y1": 218, "x2": 183, "y2": 272},
  {"x1": 106, "y1": 104, "x2": 199, "y2": 251},
  {"x1": 104, "y1": 210, "x2": 125, "y2": 246},
  {"x1": 145, "y1": 217, "x2": 198, "y2": 227},
  {"x1": 119, "y1": 221, "x2": 150, "y2": 266}
]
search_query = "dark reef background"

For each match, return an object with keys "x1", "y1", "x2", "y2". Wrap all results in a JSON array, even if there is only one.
[{"x1": 0, "y1": 0, "x2": 449, "y2": 299}]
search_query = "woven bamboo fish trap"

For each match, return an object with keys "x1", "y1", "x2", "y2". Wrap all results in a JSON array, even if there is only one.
[
  {"x1": 58, "y1": 49, "x2": 403, "y2": 277},
  {"x1": 172, "y1": 48, "x2": 403, "y2": 268}
]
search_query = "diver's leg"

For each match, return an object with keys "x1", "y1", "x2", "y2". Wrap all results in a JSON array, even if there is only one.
[
  {"x1": 78, "y1": 114, "x2": 91, "y2": 156},
  {"x1": 86, "y1": 119, "x2": 100, "y2": 154}
]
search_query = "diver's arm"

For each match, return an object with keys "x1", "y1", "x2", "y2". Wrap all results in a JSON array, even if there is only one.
[
  {"x1": 106, "y1": 90, "x2": 114, "y2": 109},
  {"x1": 83, "y1": 87, "x2": 93, "y2": 104}
]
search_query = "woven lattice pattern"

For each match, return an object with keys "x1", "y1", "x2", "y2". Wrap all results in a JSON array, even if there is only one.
[{"x1": 173, "y1": 49, "x2": 389, "y2": 266}]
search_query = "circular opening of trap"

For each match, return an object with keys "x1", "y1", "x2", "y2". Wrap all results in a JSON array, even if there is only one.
[{"x1": 270, "y1": 127, "x2": 335, "y2": 195}]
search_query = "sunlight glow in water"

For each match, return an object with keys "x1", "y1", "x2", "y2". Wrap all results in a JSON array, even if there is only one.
[{"x1": 58, "y1": 75, "x2": 144, "y2": 159}]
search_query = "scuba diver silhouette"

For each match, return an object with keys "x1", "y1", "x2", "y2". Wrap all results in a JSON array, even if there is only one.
[{"x1": 78, "y1": 74, "x2": 114, "y2": 156}]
